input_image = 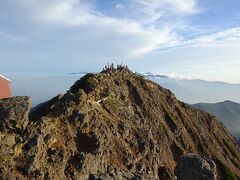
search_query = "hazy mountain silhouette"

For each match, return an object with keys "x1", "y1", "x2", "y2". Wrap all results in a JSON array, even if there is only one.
[
  {"x1": 192, "y1": 100, "x2": 240, "y2": 139},
  {"x1": 145, "y1": 74, "x2": 240, "y2": 104}
]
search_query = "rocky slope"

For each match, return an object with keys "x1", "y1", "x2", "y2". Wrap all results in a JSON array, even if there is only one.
[{"x1": 0, "y1": 68, "x2": 240, "y2": 179}]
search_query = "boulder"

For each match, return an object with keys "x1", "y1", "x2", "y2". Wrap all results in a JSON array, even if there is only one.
[{"x1": 175, "y1": 154, "x2": 217, "y2": 180}]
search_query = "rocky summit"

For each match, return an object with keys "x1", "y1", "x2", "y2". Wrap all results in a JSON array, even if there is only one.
[{"x1": 0, "y1": 68, "x2": 240, "y2": 180}]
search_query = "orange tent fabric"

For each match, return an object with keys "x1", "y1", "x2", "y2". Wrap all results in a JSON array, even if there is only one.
[{"x1": 0, "y1": 75, "x2": 11, "y2": 99}]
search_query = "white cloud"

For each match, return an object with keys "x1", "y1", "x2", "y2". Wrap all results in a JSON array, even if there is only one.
[
  {"x1": 144, "y1": 71, "x2": 193, "y2": 80},
  {"x1": 3, "y1": 0, "x2": 183, "y2": 58},
  {"x1": 115, "y1": 3, "x2": 124, "y2": 9},
  {"x1": 0, "y1": 30, "x2": 28, "y2": 43},
  {"x1": 133, "y1": 0, "x2": 199, "y2": 16},
  {"x1": 184, "y1": 27, "x2": 240, "y2": 47},
  {"x1": 14, "y1": 0, "x2": 94, "y2": 26},
  {"x1": 117, "y1": 0, "x2": 200, "y2": 32},
  {"x1": 165, "y1": 0, "x2": 199, "y2": 14},
  {"x1": 137, "y1": 27, "x2": 240, "y2": 83},
  {"x1": 167, "y1": 72, "x2": 193, "y2": 80},
  {"x1": 3, "y1": 0, "x2": 238, "y2": 58},
  {"x1": 1, "y1": 0, "x2": 240, "y2": 83}
]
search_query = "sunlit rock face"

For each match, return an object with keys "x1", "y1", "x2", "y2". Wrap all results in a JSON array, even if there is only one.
[{"x1": 0, "y1": 68, "x2": 239, "y2": 179}]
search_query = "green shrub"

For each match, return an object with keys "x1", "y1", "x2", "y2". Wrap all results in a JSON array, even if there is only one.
[
  {"x1": 70, "y1": 73, "x2": 95, "y2": 93},
  {"x1": 81, "y1": 73, "x2": 95, "y2": 86}
]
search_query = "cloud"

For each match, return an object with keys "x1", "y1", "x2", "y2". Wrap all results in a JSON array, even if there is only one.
[
  {"x1": 0, "y1": 30, "x2": 28, "y2": 43},
  {"x1": 133, "y1": 0, "x2": 199, "y2": 23},
  {"x1": 3, "y1": 0, "x2": 238, "y2": 56},
  {"x1": 184, "y1": 27, "x2": 240, "y2": 47},
  {"x1": 167, "y1": 72, "x2": 193, "y2": 80},
  {"x1": 13, "y1": 0, "x2": 95, "y2": 26},
  {"x1": 134, "y1": 0, "x2": 199, "y2": 13},
  {"x1": 1, "y1": 0, "x2": 184, "y2": 58},
  {"x1": 115, "y1": 3, "x2": 124, "y2": 9},
  {"x1": 144, "y1": 71, "x2": 194, "y2": 80},
  {"x1": 1, "y1": 0, "x2": 240, "y2": 83},
  {"x1": 135, "y1": 26, "x2": 240, "y2": 83}
]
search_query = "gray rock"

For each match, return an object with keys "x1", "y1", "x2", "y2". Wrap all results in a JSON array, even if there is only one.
[
  {"x1": 88, "y1": 172, "x2": 147, "y2": 180},
  {"x1": 175, "y1": 154, "x2": 217, "y2": 180},
  {"x1": 0, "y1": 96, "x2": 31, "y2": 133}
]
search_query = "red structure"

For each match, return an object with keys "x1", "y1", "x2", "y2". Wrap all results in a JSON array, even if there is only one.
[{"x1": 0, "y1": 75, "x2": 11, "y2": 99}]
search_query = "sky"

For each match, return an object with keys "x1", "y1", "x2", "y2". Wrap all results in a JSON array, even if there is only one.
[{"x1": 0, "y1": 0, "x2": 240, "y2": 83}]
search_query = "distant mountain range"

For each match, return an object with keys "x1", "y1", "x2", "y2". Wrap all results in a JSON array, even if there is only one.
[
  {"x1": 6, "y1": 72, "x2": 240, "y2": 106},
  {"x1": 192, "y1": 100, "x2": 240, "y2": 139},
  {"x1": 142, "y1": 72, "x2": 240, "y2": 104}
]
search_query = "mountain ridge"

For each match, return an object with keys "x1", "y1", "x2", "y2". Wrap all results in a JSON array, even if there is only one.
[
  {"x1": 1, "y1": 68, "x2": 240, "y2": 179},
  {"x1": 192, "y1": 100, "x2": 240, "y2": 139}
]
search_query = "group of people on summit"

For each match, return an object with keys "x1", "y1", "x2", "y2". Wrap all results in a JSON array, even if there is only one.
[{"x1": 102, "y1": 63, "x2": 128, "y2": 72}]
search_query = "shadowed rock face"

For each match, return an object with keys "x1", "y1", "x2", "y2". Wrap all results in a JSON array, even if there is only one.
[
  {"x1": 0, "y1": 68, "x2": 240, "y2": 179},
  {"x1": 175, "y1": 154, "x2": 217, "y2": 180}
]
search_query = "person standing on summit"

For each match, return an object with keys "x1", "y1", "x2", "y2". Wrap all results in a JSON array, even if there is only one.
[{"x1": 0, "y1": 75, "x2": 11, "y2": 99}]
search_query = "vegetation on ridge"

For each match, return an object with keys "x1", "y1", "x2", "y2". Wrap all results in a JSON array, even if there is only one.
[{"x1": 70, "y1": 73, "x2": 95, "y2": 93}]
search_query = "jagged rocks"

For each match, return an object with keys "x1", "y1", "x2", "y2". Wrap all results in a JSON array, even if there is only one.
[
  {"x1": 0, "y1": 96, "x2": 31, "y2": 178},
  {"x1": 0, "y1": 96, "x2": 31, "y2": 133},
  {"x1": 0, "y1": 69, "x2": 240, "y2": 179},
  {"x1": 175, "y1": 154, "x2": 217, "y2": 180}
]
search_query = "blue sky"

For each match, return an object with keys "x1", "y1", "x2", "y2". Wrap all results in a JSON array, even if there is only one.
[{"x1": 0, "y1": 0, "x2": 240, "y2": 83}]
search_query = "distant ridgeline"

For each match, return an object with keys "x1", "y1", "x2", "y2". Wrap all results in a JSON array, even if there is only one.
[{"x1": 192, "y1": 100, "x2": 240, "y2": 139}]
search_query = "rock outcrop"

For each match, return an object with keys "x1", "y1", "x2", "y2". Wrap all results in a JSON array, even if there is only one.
[
  {"x1": 0, "y1": 68, "x2": 240, "y2": 179},
  {"x1": 0, "y1": 96, "x2": 31, "y2": 133},
  {"x1": 175, "y1": 154, "x2": 217, "y2": 180},
  {"x1": 0, "y1": 96, "x2": 31, "y2": 178}
]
